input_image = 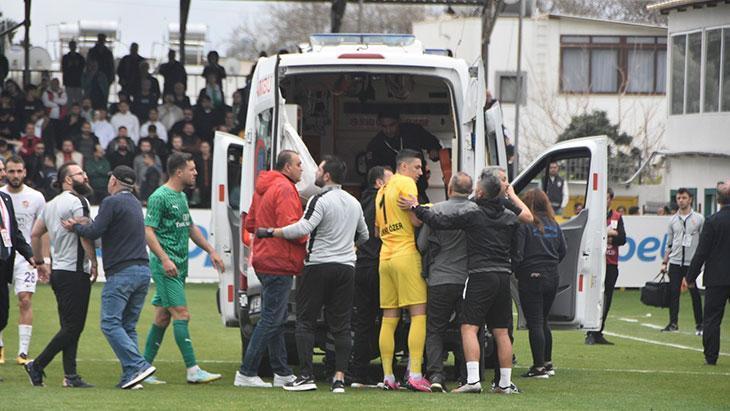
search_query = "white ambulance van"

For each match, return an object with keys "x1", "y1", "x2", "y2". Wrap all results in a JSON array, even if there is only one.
[{"x1": 211, "y1": 34, "x2": 609, "y2": 356}]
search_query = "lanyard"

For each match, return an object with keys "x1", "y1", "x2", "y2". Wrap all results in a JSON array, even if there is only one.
[{"x1": 383, "y1": 136, "x2": 403, "y2": 155}]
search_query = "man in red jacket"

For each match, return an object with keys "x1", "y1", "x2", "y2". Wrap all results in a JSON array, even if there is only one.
[{"x1": 234, "y1": 150, "x2": 306, "y2": 388}]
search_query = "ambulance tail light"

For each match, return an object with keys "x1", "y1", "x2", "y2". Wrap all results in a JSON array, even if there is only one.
[{"x1": 338, "y1": 53, "x2": 384, "y2": 59}]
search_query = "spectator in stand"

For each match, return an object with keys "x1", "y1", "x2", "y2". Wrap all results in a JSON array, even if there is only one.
[
  {"x1": 223, "y1": 111, "x2": 235, "y2": 132},
  {"x1": 133, "y1": 139, "x2": 162, "y2": 186},
  {"x1": 198, "y1": 73, "x2": 225, "y2": 111},
  {"x1": 117, "y1": 43, "x2": 145, "y2": 96},
  {"x1": 158, "y1": 50, "x2": 187, "y2": 97},
  {"x1": 92, "y1": 109, "x2": 115, "y2": 150},
  {"x1": 41, "y1": 79, "x2": 68, "y2": 120},
  {"x1": 107, "y1": 126, "x2": 136, "y2": 153},
  {"x1": 111, "y1": 101, "x2": 140, "y2": 143},
  {"x1": 193, "y1": 141, "x2": 213, "y2": 208},
  {"x1": 202, "y1": 51, "x2": 226, "y2": 91},
  {"x1": 172, "y1": 82, "x2": 191, "y2": 109},
  {"x1": 74, "y1": 121, "x2": 100, "y2": 161},
  {"x1": 193, "y1": 95, "x2": 223, "y2": 143},
  {"x1": 180, "y1": 123, "x2": 201, "y2": 154},
  {"x1": 140, "y1": 108, "x2": 168, "y2": 142},
  {"x1": 628, "y1": 206, "x2": 640, "y2": 215},
  {"x1": 85, "y1": 143, "x2": 111, "y2": 205},
  {"x1": 138, "y1": 126, "x2": 169, "y2": 166},
  {"x1": 132, "y1": 78, "x2": 160, "y2": 122},
  {"x1": 3, "y1": 80, "x2": 24, "y2": 108},
  {"x1": 25, "y1": 142, "x2": 46, "y2": 189},
  {"x1": 231, "y1": 90, "x2": 246, "y2": 131},
  {"x1": 169, "y1": 134, "x2": 185, "y2": 155},
  {"x1": 81, "y1": 59, "x2": 110, "y2": 111},
  {"x1": 0, "y1": 139, "x2": 12, "y2": 161},
  {"x1": 59, "y1": 103, "x2": 84, "y2": 142},
  {"x1": 19, "y1": 122, "x2": 42, "y2": 158},
  {"x1": 20, "y1": 87, "x2": 44, "y2": 126},
  {"x1": 0, "y1": 52, "x2": 8, "y2": 84},
  {"x1": 87, "y1": 34, "x2": 115, "y2": 93},
  {"x1": 109, "y1": 91, "x2": 130, "y2": 116},
  {"x1": 137, "y1": 61, "x2": 161, "y2": 98},
  {"x1": 61, "y1": 40, "x2": 85, "y2": 106},
  {"x1": 0, "y1": 109, "x2": 19, "y2": 139},
  {"x1": 56, "y1": 139, "x2": 84, "y2": 168},
  {"x1": 171, "y1": 108, "x2": 194, "y2": 136},
  {"x1": 158, "y1": 94, "x2": 183, "y2": 132},
  {"x1": 34, "y1": 110, "x2": 57, "y2": 157},
  {"x1": 106, "y1": 135, "x2": 135, "y2": 169},
  {"x1": 38, "y1": 154, "x2": 60, "y2": 200},
  {"x1": 139, "y1": 153, "x2": 161, "y2": 204},
  {"x1": 80, "y1": 98, "x2": 94, "y2": 123}
]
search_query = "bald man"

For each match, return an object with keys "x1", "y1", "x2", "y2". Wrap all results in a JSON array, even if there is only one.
[{"x1": 687, "y1": 180, "x2": 730, "y2": 365}]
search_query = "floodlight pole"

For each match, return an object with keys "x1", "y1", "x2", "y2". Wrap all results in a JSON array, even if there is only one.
[{"x1": 513, "y1": 0, "x2": 524, "y2": 173}]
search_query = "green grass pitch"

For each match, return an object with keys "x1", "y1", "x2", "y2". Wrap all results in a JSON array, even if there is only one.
[{"x1": 0, "y1": 284, "x2": 728, "y2": 410}]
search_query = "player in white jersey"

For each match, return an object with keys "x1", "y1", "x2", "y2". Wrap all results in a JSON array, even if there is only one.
[{"x1": 0, "y1": 156, "x2": 46, "y2": 365}]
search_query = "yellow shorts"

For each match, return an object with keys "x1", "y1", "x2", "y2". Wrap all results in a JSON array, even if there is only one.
[{"x1": 379, "y1": 253, "x2": 426, "y2": 309}]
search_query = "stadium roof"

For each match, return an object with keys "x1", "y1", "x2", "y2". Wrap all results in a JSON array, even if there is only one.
[{"x1": 647, "y1": 0, "x2": 729, "y2": 14}]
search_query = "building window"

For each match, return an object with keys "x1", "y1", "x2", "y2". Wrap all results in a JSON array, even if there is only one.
[
  {"x1": 671, "y1": 27, "x2": 730, "y2": 115},
  {"x1": 496, "y1": 71, "x2": 527, "y2": 104},
  {"x1": 560, "y1": 35, "x2": 666, "y2": 94}
]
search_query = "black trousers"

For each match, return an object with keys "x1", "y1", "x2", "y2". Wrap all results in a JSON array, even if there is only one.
[
  {"x1": 703, "y1": 286, "x2": 730, "y2": 364},
  {"x1": 35, "y1": 271, "x2": 91, "y2": 375},
  {"x1": 295, "y1": 263, "x2": 355, "y2": 378},
  {"x1": 517, "y1": 271, "x2": 558, "y2": 367},
  {"x1": 425, "y1": 283, "x2": 464, "y2": 378},
  {"x1": 0, "y1": 272, "x2": 9, "y2": 335},
  {"x1": 350, "y1": 263, "x2": 380, "y2": 379},
  {"x1": 588, "y1": 264, "x2": 619, "y2": 336},
  {"x1": 668, "y1": 264, "x2": 703, "y2": 326}
]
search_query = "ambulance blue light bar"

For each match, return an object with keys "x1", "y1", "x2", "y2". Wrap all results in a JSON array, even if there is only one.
[{"x1": 310, "y1": 33, "x2": 416, "y2": 48}]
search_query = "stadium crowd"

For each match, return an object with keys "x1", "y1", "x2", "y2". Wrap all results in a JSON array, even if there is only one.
[{"x1": 0, "y1": 34, "x2": 246, "y2": 208}]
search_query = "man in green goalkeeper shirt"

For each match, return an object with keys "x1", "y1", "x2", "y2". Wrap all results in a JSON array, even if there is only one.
[{"x1": 142, "y1": 152, "x2": 225, "y2": 384}]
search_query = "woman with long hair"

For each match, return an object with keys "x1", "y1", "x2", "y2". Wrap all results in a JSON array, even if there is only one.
[{"x1": 513, "y1": 188, "x2": 567, "y2": 379}]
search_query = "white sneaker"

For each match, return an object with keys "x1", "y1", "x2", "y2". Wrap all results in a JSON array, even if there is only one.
[
  {"x1": 234, "y1": 371, "x2": 272, "y2": 388},
  {"x1": 273, "y1": 373, "x2": 297, "y2": 387}
]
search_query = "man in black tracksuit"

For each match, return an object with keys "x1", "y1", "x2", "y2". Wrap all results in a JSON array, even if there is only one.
[
  {"x1": 350, "y1": 166, "x2": 392, "y2": 385},
  {"x1": 687, "y1": 180, "x2": 730, "y2": 365},
  {"x1": 402, "y1": 166, "x2": 533, "y2": 394}
]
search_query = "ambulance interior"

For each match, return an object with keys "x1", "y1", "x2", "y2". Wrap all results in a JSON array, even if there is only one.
[{"x1": 279, "y1": 72, "x2": 458, "y2": 202}]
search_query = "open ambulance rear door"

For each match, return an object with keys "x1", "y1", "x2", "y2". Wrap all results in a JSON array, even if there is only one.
[{"x1": 511, "y1": 136, "x2": 608, "y2": 330}]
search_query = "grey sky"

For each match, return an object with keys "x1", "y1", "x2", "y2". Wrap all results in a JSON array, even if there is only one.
[{"x1": 2, "y1": 0, "x2": 264, "y2": 59}]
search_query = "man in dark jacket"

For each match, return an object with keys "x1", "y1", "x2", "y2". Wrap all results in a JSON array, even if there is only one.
[
  {"x1": 116, "y1": 43, "x2": 145, "y2": 96},
  {"x1": 687, "y1": 180, "x2": 730, "y2": 365},
  {"x1": 61, "y1": 41, "x2": 85, "y2": 106},
  {"x1": 158, "y1": 50, "x2": 187, "y2": 96},
  {"x1": 586, "y1": 187, "x2": 626, "y2": 345},
  {"x1": 402, "y1": 166, "x2": 532, "y2": 395},
  {"x1": 350, "y1": 166, "x2": 392, "y2": 386},
  {"x1": 87, "y1": 34, "x2": 115, "y2": 91},
  {"x1": 234, "y1": 150, "x2": 305, "y2": 388}
]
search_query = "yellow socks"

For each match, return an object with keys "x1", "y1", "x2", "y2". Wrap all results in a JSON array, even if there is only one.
[
  {"x1": 379, "y1": 316, "x2": 400, "y2": 377},
  {"x1": 408, "y1": 314, "x2": 426, "y2": 376}
]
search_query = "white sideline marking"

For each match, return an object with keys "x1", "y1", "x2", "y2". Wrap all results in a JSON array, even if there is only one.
[
  {"x1": 640, "y1": 323, "x2": 665, "y2": 330},
  {"x1": 618, "y1": 317, "x2": 639, "y2": 323},
  {"x1": 604, "y1": 331, "x2": 730, "y2": 357}
]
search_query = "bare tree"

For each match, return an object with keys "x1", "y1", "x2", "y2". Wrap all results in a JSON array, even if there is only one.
[
  {"x1": 226, "y1": 3, "x2": 426, "y2": 60},
  {"x1": 537, "y1": 0, "x2": 666, "y2": 25}
]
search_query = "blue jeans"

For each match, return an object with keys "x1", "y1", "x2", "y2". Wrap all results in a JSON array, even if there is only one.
[
  {"x1": 101, "y1": 265, "x2": 152, "y2": 385},
  {"x1": 240, "y1": 273, "x2": 293, "y2": 377}
]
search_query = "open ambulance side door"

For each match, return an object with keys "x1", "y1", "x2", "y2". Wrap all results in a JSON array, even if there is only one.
[
  {"x1": 211, "y1": 131, "x2": 244, "y2": 326},
  {"x1": 511, "y1": 136, "x2": 608, "y2": 330},
  {"x1": 466, "y1": 62, "x2": 507, "y2": 177}
]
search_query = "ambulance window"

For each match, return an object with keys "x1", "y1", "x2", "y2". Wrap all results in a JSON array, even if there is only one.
[
  {"x1": 255, "y1": 108, "x2": 274, "y2": 175},
  {"x1": 227, "y1": 145, "x2": 243, "y2": 211}
]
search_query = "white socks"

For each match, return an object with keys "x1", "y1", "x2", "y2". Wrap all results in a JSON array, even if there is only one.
[
  {"x1": 383, "y1": 374, "x2": 396, "y2": 384},
  {"x1": 466, "y1": 361, "x2": 480, "y2": 384},
  {"x1": 0, "y1": 330, "x2": 4, "y2": 347},
  {"x1": 19, "y1": 325, "x2": 32, "y2": 355},
  {"x1": 499, "y1": 368, "x2": 512, "y2": 388}
]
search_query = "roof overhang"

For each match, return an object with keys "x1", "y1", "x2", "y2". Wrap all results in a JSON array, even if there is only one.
[
  {"x1": 547, "y1": 13, "x2": 667, "y2": 29},
  {"x1": 647, "y1": 0, "x2": 729, "y2": 15}
]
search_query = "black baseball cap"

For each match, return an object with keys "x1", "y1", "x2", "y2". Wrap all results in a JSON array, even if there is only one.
[{"x1": 111, "y1": 165, "x2": 136, "y2": 185}]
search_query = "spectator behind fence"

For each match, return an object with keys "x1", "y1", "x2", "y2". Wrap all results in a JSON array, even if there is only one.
[
  {"x1": 87, "y1": 34, "x2": 114, "y2": 93},
  {"x1": 56, "y1": 139, "x2": 84, "y2": 169},
  {"x1": 140, "y1": 108, "x2": 168, "y2": 142},
  {"x1": 202, "y1": 51, "x2": 226, "y2": 91},
  {"x1": 111, "y1": 102, "x2": 140, "y2": 143},
  {"x1": 81, "y1": 59, "x2": 110, "y2": 111},
  {"x1": 158, "y1": 94, "x2": 183, "y2": 132},
  {"x1": 158, "y1": 50, "x2": 187, "y2": 97},
  {"x1": 41, "y1": 79, "x2": 67, "y2": 120},
  {"x1": 117, "y1": 43, "x2": 145, "y2": 96},
  {"x1": 512, "y1": 189, "x2": 567, "y2": 379},
  {"x1": 62, "y1": 40, "x2": 85, "y2": 106},
  {"x1": 85, "y1": 144, "x2": 111, "y2": 205},
  {"x1": 687, "y1": 180, "x2": 730, "y2": 366},
  {"x1": 92, "y1": 109, "x2": 115, "y2": 150}
]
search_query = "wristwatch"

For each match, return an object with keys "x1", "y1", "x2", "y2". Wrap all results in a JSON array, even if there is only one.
[{"x1": 33, "y1": 259, "x2": 45, "y2": 265}]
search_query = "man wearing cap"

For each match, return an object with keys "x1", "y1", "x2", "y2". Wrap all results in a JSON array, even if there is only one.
[{"x1": 61, "y1": 166, "x2": 157, "y2": 389}]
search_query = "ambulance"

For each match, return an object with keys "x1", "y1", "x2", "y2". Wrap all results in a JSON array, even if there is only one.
[{"x1": 211, "y1": 34, "x2": 609, "y2": 361}]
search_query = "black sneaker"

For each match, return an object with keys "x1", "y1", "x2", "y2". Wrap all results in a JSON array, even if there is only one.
[
  {"x1": 544, "y1": 363, "x2": 556, "y2": 376},
  {"x1": 695, "y1": 324, "x2": 703, "y2": 336},
  {"x1": 592, "y1": 334, "x2": 614, "y2": 345},
  {"x1": 430, "y1": 374, "x2": 447, "y2": 393},
  {"x1": 585, "y1": 333, "x2": 596, "y2": 345},
  {"x1": 661, "y1": 323, "x2": 679, "y2": 332},
  {"x1": 63, "y1": 374, "x2": 94, "y2": 388},
  {"x1": 331, "y1": 379, "x2": 345, "y2": 393},
  {"x1": 282, "y1": 375, "x2": 317, "y2": 391},
  {"x1": 521, "y1": 366, "x2": 550, "y2": 379},
  {"x1": 24, "y1": 361, "x2": 45, "y2": 387}
]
